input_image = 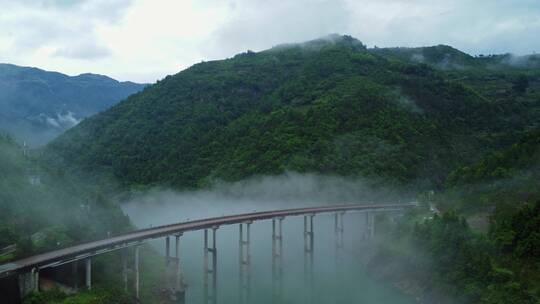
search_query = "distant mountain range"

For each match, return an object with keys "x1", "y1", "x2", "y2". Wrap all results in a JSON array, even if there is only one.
[{"x1": 0, "y1": 63, "x2": 147, "y2": 146}]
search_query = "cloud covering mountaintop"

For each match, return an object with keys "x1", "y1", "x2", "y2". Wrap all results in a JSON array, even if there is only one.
[{"x1": 0, "y1": 0, "x2": 539, "y2": 82}]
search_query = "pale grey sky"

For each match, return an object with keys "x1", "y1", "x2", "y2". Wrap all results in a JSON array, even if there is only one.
[{"x1": 1, "y1": 0, "x2": 539, "y2": 83}]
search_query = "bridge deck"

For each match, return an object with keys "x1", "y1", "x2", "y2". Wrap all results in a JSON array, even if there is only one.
[{"x1": 0, "y1": 203, "x2": 414, "y2": 278}]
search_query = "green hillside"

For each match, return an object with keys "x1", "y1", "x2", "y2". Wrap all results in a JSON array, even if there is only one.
[
  {"x1": 0, "y1": 134, "x2": 130, "y2": 259},
  {"x1": 371, "y1": 44, "x2": 480, "y2": 68},
  {"x1": 449, "y1": 129, "x2": 540, "y2": 185},
  {"x1": 372, "y1": 46, "x2": 540, "y2": 134},
  {"x1": 439, "y1": 128, "x2": 540, "y2": 210},
  {"x1": 46, "y1": 35, "x2": 536, "y2": 190},
  {"x1": 0, "y1": 134, "x2": 170, "y2": 304}
]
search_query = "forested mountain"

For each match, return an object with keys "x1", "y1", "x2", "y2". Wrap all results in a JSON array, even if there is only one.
[
  {"x1": 0, "y1": 64, "x2": 146, "y2": 146},
  {"x1": 46, "y1": 35, "x2": 539, "y2": 190}
]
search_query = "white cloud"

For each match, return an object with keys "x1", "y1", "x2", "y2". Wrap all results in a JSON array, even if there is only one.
[
  {"x1": 53, "y1": 42, "x2": 111, "y2": 59},
  {"x1": 0, "y1": 0, "x2": 539, "y2": 83},
  {"x1": 200, "y1": 0, "x2": 352, "y2": 59},
  {"x1": 0, "y1": 0, "x2": 133, "y2": 64},
  {"x1": 56, "y1": 111, "x2": 81, "y2": 127}
]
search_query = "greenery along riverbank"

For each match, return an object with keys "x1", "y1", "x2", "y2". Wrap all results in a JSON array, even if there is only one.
[
  {"x1": 370, "y1": 201, "x2": 540, "y2": 304},
  {"x1": 0, "y1": 134, "x2": 185, "y2": 303},
  {"x1": 369, "y1": 128, "x2": 540, "y2": 303},
  {"x1": 0, "y1": 133, "x2": 130, "y2": 260}
]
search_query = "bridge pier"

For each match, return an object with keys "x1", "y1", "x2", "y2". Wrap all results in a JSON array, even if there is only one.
[
  {"x1": 85, "y1": 258, "x2": 91, "y2": 290},
  {"x1": 166, "y1": 236, "x2": 170, "y2": 264},
  {"x1": 362, "y1": 211, "x2": 369, "y2": 239},
  {"x1": 72, "y1": 261, "x2": 79, "y2": 290},
  {"x1": 334, "y1": 212, "x2": 345, "y2": 262},
  {"x1": 165, "y1": 234, "x2": 185, "y2": 302},
  {"x1": 303, "y1": 214, "x2": 315, "y2": 300},
  {"x1": 204, "y1": 226, "x2": 218, "y2": 304},
  {"x1": 18, "y1": 267, "x2": 39, "y2": 298},
  {"x1": 368, "y1": 211, "x2": 375, "y2": 238},
  {"x1": 334, "y1": 212, "x2": 345, "y2": 249},
  {"x1": 271, "y1": 217, "x2": 284, "y2": 302},
  {"x1": 121, "y1": 249, "x2": 128, "y2": 292},
  {"x1": 370, "y1": 212, "x2": 375, "y2": 238},
  {"x1": 363, "y1": 211, "x2": 376, "y2": 239},
  {"x1": 238, "y1": 222, "x2": 252, "y2": 304},
  {"x1": 174, "y1": 233, "x2": 186, "y2": 300},
  {"x1": 134, "y1": 245, "x2": 140, "y2": 300}
]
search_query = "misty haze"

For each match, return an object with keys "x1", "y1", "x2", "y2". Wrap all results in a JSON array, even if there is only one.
[{"x1": 1, "y1": 1, "x2": 540, "y2": 304}]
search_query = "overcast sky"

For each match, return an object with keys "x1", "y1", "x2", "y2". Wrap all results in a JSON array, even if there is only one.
[{"x1": 1, "y1": 0, "x2": 539, "y2": 83}]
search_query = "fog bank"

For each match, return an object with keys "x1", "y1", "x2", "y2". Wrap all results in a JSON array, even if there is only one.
[
  {"x1": 121, "y1": 172, "x2": 415, "y2": 304},
  {"x1": 122, "y1": 172, "x2": 413, "y2": 226}
]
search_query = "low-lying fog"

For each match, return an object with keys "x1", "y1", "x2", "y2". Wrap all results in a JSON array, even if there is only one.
[{"x1": 122, "y1": 173, "x2": 415, "y2": 304}]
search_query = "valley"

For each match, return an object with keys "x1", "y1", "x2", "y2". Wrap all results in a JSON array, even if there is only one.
[{"x1": 0, "y1": 34, "x2": 539, "y2": 304}]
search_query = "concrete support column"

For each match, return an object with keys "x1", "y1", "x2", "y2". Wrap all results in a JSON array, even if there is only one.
[
  {"x1": 134, "y1": 246, "x2": 140, "y2": 300},
  {"x1": 334, "y1": 212, "x2": 345, "y2": 249},
  {"x1": 271, "y1": 217, "x2": 284, "y2": 303},
  {"x1": 363, "y1": 211, "x2": 376, "y2": 239},
  {"x1": 121, "y1": 249, "x2": 128, "y2": 292},
  {"x1": 303, "y1": 215, "x2": 315, "y2": 253},
  {"x1": 85, "y1": 258, "x2": 92, "y2": 290},
  {"x1": 370, "y1": 212, "x2": 375, "y2": 238},
  {"x1": 34, "y1": 268, "x2": 39, "y2": 293},
  {"x1": 165, "y1": 233, "x2": 185, "y2": 303},
  {"x1": 166, "y1": 236, "x2": 170, "y2": 265},
  {"x1": 364, "y1": 211, "x2": 370, "y2": 239},
  {"x1": 239, "y1": 221, "x2": 252, "y2": 304},
  {"x1": 204, "y1": 226, "x2": 218, "y2": 304},
  {"x1": 18, "y1": 267, "x2": 39, "y2": 299},
  {"x1": 72, "y1": 261, "x2": 78, "y2": 290},
  {"x1": 175, "y1": 233, "x2": 185, "y2": 298},
  {"x1": 165, "y1": 236, "x2": 171, "y2": 290},
  {"x1": 204, "y1": 229, "x2": 208, "y2": 301},
  {"x1": 303, "y1": 214, "x2": 315, "y2": 301},
  {"x1": 334, "y1": 212, "x2": 345, "y2": 263}
]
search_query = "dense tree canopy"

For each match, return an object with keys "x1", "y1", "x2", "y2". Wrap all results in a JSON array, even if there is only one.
[{"x1": 411, "y1": 208, "x2": 539, "y2": 303}]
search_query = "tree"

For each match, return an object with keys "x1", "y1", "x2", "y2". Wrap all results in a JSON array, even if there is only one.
[{"x1": 512, "y1": 75, "x2": 529, "y2": 94}]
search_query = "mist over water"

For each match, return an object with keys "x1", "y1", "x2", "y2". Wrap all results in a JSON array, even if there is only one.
[{"x1": 122, "y1": 173, "x2": 415, "y2": 304}]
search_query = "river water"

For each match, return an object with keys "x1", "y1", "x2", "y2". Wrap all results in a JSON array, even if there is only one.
[{"x1": 122, "y1": 192, "x2": 414, "y2": 304}]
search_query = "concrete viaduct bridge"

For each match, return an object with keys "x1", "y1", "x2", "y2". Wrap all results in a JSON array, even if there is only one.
[{"x1": 0, "y1": 203, "x2": 416, "y2": 303}]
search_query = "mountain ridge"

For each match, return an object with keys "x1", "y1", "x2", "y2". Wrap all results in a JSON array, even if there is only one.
[{"x1": 0, "y1": 63, "x2": 147, "y2": 146}]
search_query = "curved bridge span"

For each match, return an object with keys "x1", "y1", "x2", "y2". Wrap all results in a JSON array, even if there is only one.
[{"x1": 1, "y1": 203, "x2": 415, "y2": 301}]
